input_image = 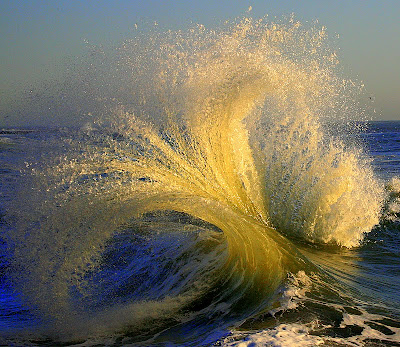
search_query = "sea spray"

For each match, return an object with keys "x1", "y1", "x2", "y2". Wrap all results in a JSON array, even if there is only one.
[
  {"x1": 5, "y1": 15, "x2": 384, "y2": 342},
  {"x1": 262, "y1": 115, "x2": 383, "y2": 246}
]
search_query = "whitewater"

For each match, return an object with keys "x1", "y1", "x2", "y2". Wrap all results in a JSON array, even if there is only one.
[{"x1": 1, "y1": 16, "x2": 400, "y2": 346}]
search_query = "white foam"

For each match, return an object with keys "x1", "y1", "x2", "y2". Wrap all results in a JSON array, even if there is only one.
[
  {"x1": 223, "y1": 323, "x2": 324, "y2": 347},
  {"x1": 223, "y1": 311, "x2": 400, "y2": 347},
  {"x1": 269, "y1": 271, "x2": 313, "y2": 316},
  {"x1": 337, "y1": 311, "x2": 400, "y2": 345},
  {"x1": 0, "y1": 136, "x2": 14, "y2": 144}
]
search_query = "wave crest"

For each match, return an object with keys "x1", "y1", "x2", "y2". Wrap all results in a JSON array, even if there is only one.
[{"x1": 6, "y1": 15, "x2": 384, "y2": 341}]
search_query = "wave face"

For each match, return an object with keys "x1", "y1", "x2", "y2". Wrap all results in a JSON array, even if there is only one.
[{"x1": 4, "y1": 16, "x2": 385, "y2": 344}]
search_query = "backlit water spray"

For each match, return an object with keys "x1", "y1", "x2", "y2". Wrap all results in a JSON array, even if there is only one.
[{"x1": 4, "y1": 16, "x2": 384, "y2": 344}]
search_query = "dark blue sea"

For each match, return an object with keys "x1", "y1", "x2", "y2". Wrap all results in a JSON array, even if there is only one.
[{"x1": 0, "y1": 121, "x2": 400, "y2": 346}]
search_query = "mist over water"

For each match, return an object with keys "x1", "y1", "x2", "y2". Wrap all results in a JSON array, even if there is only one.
[{"x1": 2, "y1": 15, "x2": 395, "y2": 346}]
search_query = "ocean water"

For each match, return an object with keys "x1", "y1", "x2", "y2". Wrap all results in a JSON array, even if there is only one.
[{"x1": 1, "y1": 17, "x2": 400, "y2": 346}]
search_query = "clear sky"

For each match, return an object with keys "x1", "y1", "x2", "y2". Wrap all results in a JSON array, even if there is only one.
[{"x1": 1, "y1": 0, "x2": 399, "y2": 125}]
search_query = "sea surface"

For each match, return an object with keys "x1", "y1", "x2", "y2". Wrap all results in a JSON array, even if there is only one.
[
  {"x1": 1, "y1": 122, "x2": 400, "y2": 346},
  {"x1": 1, "y1": 17, "x2": 400, "y2": 346}
]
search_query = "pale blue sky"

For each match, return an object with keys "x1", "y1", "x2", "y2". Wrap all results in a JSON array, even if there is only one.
[{"x1": 1, "y1": 0, "x2": 399, "y2": 125}]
